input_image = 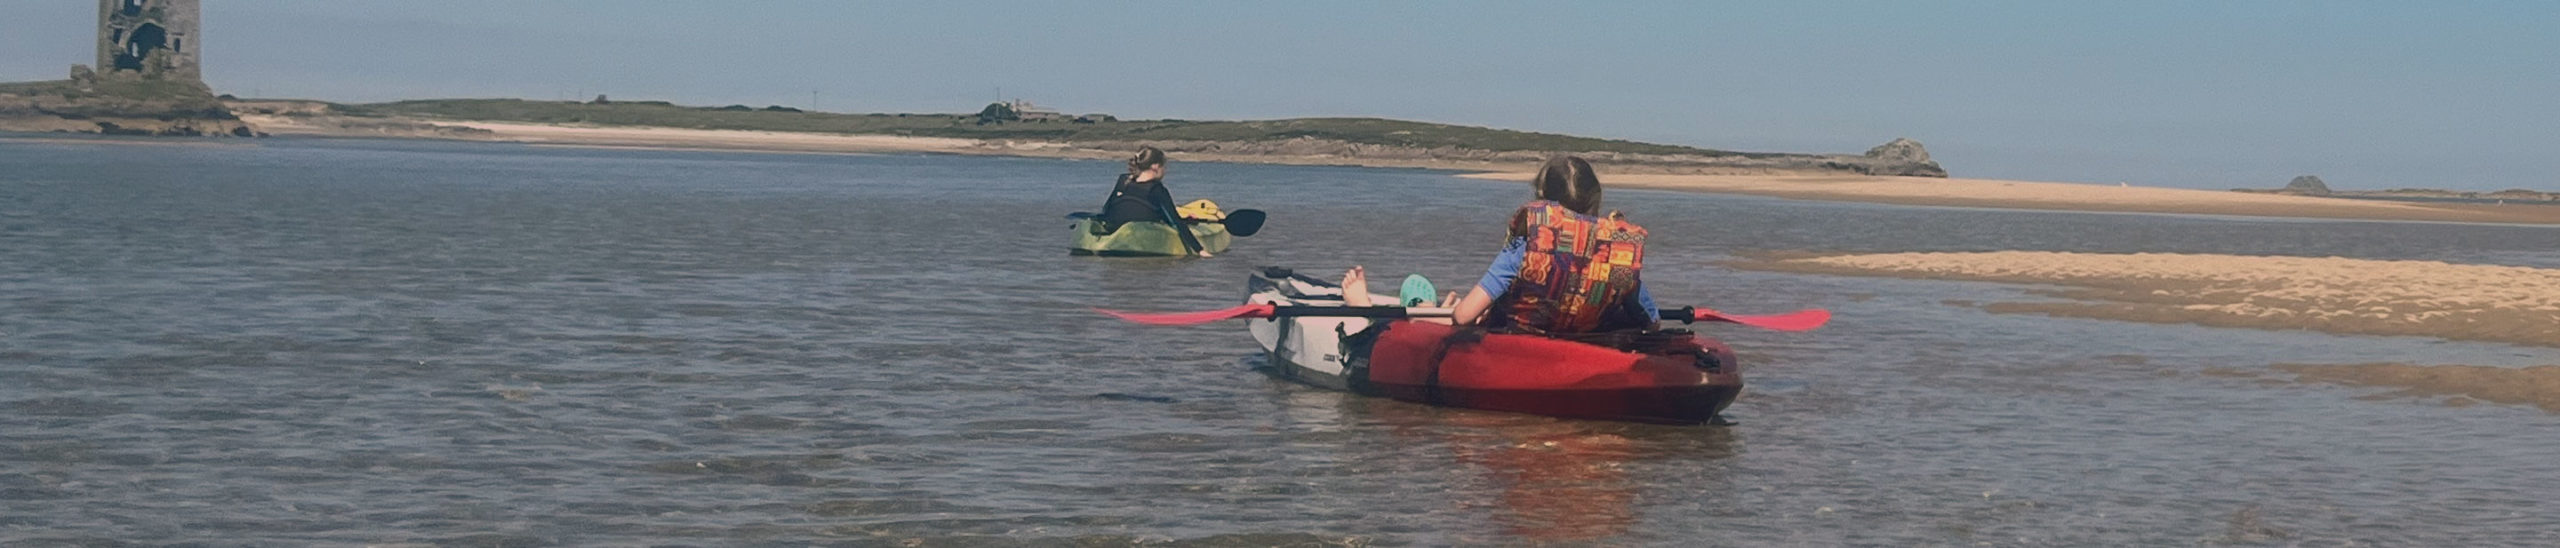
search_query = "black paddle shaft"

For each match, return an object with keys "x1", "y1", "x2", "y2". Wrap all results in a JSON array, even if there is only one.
[
  {"x1": 1257, "y1": 268, "x2": 1698, "y2": 323},
  {"x1": 1267, "y1": 305, "x2": 1435, "y2": 318},
  {"x1": 1263, "y1": 305, "x2": 1705, "y2": 325},
  {"x1": 1266, "y1": 305, "x2": 1698, "y2": 321}
]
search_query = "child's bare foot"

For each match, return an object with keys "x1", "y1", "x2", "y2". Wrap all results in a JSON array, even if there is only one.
[{"x1": 1340, "y1": 266, "x2": 1372, "y2": 307}]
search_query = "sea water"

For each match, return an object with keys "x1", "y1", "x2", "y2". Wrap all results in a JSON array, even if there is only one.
[{"x1": 4, "y1": 136, "x2": 2556, "y2": 545}]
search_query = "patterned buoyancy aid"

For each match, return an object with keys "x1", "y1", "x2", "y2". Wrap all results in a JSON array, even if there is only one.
[{"x1": 1492, "y1": 200, "x2": 1648, "y2": 335}]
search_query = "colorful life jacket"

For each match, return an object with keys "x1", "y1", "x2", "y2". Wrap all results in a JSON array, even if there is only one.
[{"x1": 1492, "y1": 200, "x2": 1648, "y2": 335}]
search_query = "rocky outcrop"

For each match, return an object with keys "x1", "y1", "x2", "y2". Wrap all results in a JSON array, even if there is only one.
[
  {"x1": 1866, "y1": 137, "x2": 1931, "y2": 164},
  {"x1": 1028, "y1": 137, "x2": 1948, "y2": 177},
  {"x1": 0, "y1": 77, "x2": 256, "y2": 137},
  {"x1": 2235, "y1": 175, "x2": 2335, "y2": 196},
  {"x1": 2283, "y1": 175, "x2": 2332, "y2": 195}
]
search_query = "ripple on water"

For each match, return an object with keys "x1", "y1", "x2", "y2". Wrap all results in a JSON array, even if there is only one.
[
  {"x1": 803, "y1": 498, "x2": 1000, "y2": 517},
  {"x1": 713, "y1": 414, "x2": 808, "y2": 431},
  {"x1": 5, "y1": 397, "x2": 133, "y2": 417},
  {"x1": 14, "y1": 141, "x2": 2560, "y2": 545}
]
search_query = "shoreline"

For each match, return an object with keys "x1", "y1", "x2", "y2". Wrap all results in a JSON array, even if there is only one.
[
  {"x1": 1730, "y1": 251, "x2": 2560, "y2": 348},
  {"x1": 0, "y1": 134, "x2": 255, "y2": 147},
  {"x1": 241, "y1": 114, "x2": 1553, "y2": 171},
  {"x1": 1458, "y1": 172, "x2": 2560, "y2": 226},
  {"x1": 231, "y1": 115, "x2": 2560, "y2": 225}
]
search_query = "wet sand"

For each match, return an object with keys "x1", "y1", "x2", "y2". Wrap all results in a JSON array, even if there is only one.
[
  {"x1": 2275, "y1": 363, "x2": 2560, "y2": 413},
  {"x1": 1735, "y1": 251, "x2": 2560, "y2": 347},
  {"x1": 1458, "y1": 172, "x2": 2560, "y2": 225},
  {"x1": 241, "y1": 115, "x2": 1549, "y2": 170},
  {"x1": 240, "y1": 117, "x2": 2560, "y2": 226}
]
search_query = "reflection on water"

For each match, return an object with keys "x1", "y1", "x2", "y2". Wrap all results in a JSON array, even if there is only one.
[
  {"x1": 3, "y1": 137, "x2": 2557, "y2": 545},
  {"x1": 1431, "y1": 416, "x2": 1682, "y2": 541}
]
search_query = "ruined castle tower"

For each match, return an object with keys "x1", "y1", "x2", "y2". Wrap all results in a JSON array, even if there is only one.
[{"x1": 96, "y1": 0, "x2": 200, "y2": 81}]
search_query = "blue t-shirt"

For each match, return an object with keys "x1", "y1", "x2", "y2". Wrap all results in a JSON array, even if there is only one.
[{"x1": 1474, "y1": 237, "x2": 1658, "y2": 321}]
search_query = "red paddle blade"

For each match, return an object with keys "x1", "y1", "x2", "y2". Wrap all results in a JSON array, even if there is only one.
[
  {"x1": 1094, "y1": 303, "x2": 1276, "y2": 326},
  {"x1": 1691, "y1": 308, "x2": 1830, "y2": 331}
]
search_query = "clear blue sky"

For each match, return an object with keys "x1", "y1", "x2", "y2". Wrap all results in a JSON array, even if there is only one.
[{"x1": 6, "y1": 1, "x2": 2555, "y2": 191}]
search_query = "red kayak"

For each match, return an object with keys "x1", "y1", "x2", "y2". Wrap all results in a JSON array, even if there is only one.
[{"x1": 1246, "y1": 269, "x2": 1742, "y2": 424}]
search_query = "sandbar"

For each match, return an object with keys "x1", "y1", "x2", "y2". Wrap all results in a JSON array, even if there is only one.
[
  {"x1": 2277, "y1": 363, "x2": 2560, "y2": 413},
  {"x1": 1734, "y1": 251, "x2": 2560, "y2": 347},
  {"x1": 234, "y1": 114, "x2": 2560, "y2": 225},
  {"x1": 1459, "y1": 172, "x2": 2560, "y2": 225},
  {"x1": 241, "y1": 115, "x2": 1538, "y2": 169}
]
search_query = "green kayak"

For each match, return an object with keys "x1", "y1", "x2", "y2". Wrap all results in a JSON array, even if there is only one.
[{"x1": 1069, "y1": 217, "x2": 1232, "y2": 257}]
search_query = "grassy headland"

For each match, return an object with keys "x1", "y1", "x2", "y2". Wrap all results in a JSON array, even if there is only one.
[
  {"x1": 339, "y1": 98, "x2": 1764, "y2": 157},
  {"x1": 238, "y1": 97, "x2": 1949, "y2": 175}
]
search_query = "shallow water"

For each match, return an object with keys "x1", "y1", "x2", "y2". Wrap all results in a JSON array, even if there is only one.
[{"x1": 4, "y1": 136, "x2": 2557, "y2": 545}]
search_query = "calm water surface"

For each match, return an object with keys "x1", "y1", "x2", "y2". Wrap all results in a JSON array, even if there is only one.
[{"x1": 4, "y1": 137, "x2": 2557, "y2": 546}]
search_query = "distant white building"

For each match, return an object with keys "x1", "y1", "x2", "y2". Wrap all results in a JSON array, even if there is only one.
[{"x1": 1007, "y1": 100, "x2": 1065, "y2": 121}]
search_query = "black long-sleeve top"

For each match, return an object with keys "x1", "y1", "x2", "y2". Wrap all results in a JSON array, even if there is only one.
[{"x1": 1099, "y1": 174, "x2": 1206, "y2": 253}]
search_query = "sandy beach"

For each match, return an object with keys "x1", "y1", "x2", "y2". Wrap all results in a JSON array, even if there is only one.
[
  {"x1": 2197, "y1": 362, "x2": 2560, "y2": 414},
  {"x1": 1739, "y1": 251, "x2": 2560, "y2": 412},
  {"x1": 236, "y1": 114, "x2": 2560, "y2": 225},
  {"x1": 242, "y1": 115, "x2": 1560, "y2": 169},
  {"x1": 242, "y1": 115, "x2": 985, "y2": 155},
  {"x1": 2273, "y1": 363, "x2": 2560, "y2": 413},
  {"x1": 1734, "y1": 251, "x2": 2560, "y2": 347},
  {"x1": 1460, "y1": 172, "x2": 2560, "y2": 225}
]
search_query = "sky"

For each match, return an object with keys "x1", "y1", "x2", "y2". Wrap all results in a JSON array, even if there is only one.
[{"x1": 5, "y1": 1, "x2": 2555, "y2": 191}]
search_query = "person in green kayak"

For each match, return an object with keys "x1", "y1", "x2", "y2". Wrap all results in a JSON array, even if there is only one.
[
  {"x1": 1344, "y1": 155, "x2": 1658, "y2": 334},
  {"x1": 1098, "y1": 146, "x2": 1212, "y2": 257}
]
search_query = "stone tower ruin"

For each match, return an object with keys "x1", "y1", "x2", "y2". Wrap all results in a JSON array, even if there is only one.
[{"x1": 95, "y1": 0, "x2": 201, "y2": 81}]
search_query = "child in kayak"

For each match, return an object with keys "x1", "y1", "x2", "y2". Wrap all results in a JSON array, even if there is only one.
[
  {"x1": 1098, "y1": 146, "x2": 1212, "y2": 257},
  {"x1": 1344, "y1": 156, "x2": 1658, "y2": 334}
]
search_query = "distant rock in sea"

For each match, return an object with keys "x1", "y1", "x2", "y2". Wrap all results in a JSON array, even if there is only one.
[
  {"x1": 2283, "y1": 175, "x2": 2333, "y2": 196},
  {"x1": 2233, "y1": 174, "x2": 2557, "y2": 203},
  {"x1": 1866, "y1": 137, "x2": 1932, "y2": 165}
]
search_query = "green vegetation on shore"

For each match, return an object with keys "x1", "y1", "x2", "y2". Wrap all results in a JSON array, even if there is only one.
[
  {"x1": 343, "y1": 98, "x2": 1772, "y2": 157},
  {"x1": 0, "y1": 78, "x2": 234, "y2": 119}
]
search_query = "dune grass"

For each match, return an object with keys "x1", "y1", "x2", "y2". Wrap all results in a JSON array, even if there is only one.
[{"x1": 344, "y1": 98, "x2": 1762, "y2": 156}]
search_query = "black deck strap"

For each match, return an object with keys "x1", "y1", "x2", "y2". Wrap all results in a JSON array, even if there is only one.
[
  {"x1": 1269, "y1": 304, "x2": 1298, "y2": 377},
  {"x1": 1692, "y1": 347, "x2": 1724, "y2": 373},
  {"x1": 1420, "y1": 326, "x2": 1487, "y2": 406},
  {"x1": 1257, "y1": 266, "x2": 1342, "y2": 289},
  {"x1": 1629, "y1": 328, "x2": 1723, "y2": 373},
  {"x1": 1338, "y1": 321, "x2": 1389, "y2": 392},
  {"x1": 1290, "y1": 272, "x2": 1340, "y2": 289},
  {"x1": 1544, "y1": 327, "x2": 1662, "y2": 350}
]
